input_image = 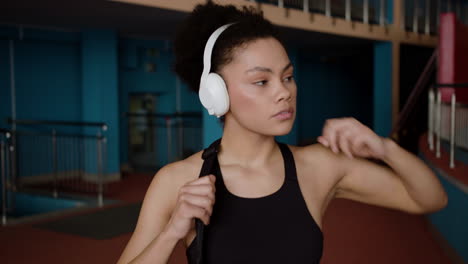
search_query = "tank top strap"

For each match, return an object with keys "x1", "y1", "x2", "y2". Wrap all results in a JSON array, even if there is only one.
[{"x1": 276, "y1": 141, "x2": 298, "y2": 182}]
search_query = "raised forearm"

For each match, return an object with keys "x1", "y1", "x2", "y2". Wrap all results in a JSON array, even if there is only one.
[{"x1": 382, "y1": 138, "x2": 448, "y2": 213}]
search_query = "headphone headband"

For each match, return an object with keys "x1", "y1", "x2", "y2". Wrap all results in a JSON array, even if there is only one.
[
  {"x1": 199, "y1": 23, "x2": 236, "y2": 118},
  {"x1": 200, "y1": 23, "x2": 235, "y2": 87}
]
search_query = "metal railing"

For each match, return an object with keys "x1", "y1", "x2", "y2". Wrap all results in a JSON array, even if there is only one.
[
  {"x1": 253, "y1": 0, "x2": 388, "y2": 25},
  {"x1": 403, "y1": 0, "x2": 468, "y2": 35},
  {"x1": 428, "y1": 87, "x2": 468, "y2": 169},
  {"x1": 249, "y1": 0, "x2": 468, "y2": 34},
  {"x1": 1, "y1": 119, "x2": 108, "y2": 225},
  {"x1": 125, "y1": 112, "x2": 202, "y2": 171},
  {"x1": 1, "y1": 129, "x2": 12, "y2": 225},
  {"x1": 392, "y1": 49, "x2": 437, "y2": 139}
]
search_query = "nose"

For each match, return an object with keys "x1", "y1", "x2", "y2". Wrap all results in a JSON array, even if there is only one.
[{"x1": 275, "y1": 80, "x2": 292, "y2": 103}]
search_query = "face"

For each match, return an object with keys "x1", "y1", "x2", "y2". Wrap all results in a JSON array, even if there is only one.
[{"x1": 219, "y1": 37, "x2": 297, "y2": 136}]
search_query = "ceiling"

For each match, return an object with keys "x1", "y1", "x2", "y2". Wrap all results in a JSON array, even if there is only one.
[
  {"x1": 0, "y1": 0, "x2": 372, "y2": 48},
  {"x1": 0, "y1": 0, "x2": 186, "y2": 38}
]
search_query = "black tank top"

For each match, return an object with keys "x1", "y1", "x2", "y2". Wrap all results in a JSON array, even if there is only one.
[{"x1": 187, "y1": 142, "x2": 323, "y2": 263}]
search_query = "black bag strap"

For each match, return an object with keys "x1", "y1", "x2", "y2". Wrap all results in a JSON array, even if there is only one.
[{"x1": 190, "y1": 138, "x2": 221, "y2": 264}]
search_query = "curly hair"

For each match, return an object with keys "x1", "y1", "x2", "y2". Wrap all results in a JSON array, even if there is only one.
[{"x1": 173, "y1": 1, "x2": 283, "y2": 93}]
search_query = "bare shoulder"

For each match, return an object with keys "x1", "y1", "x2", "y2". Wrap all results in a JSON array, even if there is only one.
[
  {"x1": 288, "y1": 143, "x2": 344, "y2": 186},
  {"x1": 288, "y1": 143, "x2": 343, "y2": 176},
  {"x1": 151, "y1": 150, "x2": 205, "y2": 190},
  {"x1": 139, "y1": 149, "x2": 206, "y2": 217},
  {"x1": 118, "y1": 150, "x2": 206, "y2": 263},
  {"x1": 289, "y1": 143, "x2": 332, "y2": 162},
  {"x1": 287, "y1": 143, "x2": 346, "y2": 218}
]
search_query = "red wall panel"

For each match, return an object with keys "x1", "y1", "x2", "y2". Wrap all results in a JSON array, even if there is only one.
[{"x1": 438, "y1": 13, "x2": 468, "y2": 103}]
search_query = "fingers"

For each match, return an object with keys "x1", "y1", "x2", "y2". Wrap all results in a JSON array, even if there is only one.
[
  {"x1": 338, "y1": 129, "x2": 354, "y2": 158},
  {"x1": 180, "y1": 193, "x2": 214, "y2": 219},
  {"x1": 317, "y1": 136, "x2": 329, "y2": 147},
  {"x1": 176, "y1": 175, "x2": 216, "y2": 225},
  {"x1": 320, "y1": 118, "x2": 370, "y2": 158},
  {"x1": 321, "y1": 118, "x2": 352, "y2": 154},
  {"x1": 182, "y1": 174, "x2": 216, "y2": 198},
  {"x1": 178, "y1": 200, "x2": 212, "y2": 225},
  {"x1": 179, "y1": 184, "x2": 215, "y2": 202},
  {"x1": 189, "y1": 174, "x2": 215, "y2": 185}
]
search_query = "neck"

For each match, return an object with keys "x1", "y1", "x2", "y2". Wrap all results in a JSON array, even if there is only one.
[{"x1": 218, "y1": 116, "x2": 278, "y2": 168}]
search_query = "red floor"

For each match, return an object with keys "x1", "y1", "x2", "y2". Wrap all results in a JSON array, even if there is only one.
[{"x1": 0, "y1": 170, "x2": 454, "y2": 264}]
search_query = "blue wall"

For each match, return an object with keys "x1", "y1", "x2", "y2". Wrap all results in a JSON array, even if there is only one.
[
  {"x1": 16, "y1": 40, "x2": 81, "y2": 123},
  {"x1": 0, "y1": 26, "x2": 203, "y2": 176},
  {"x1": 118, "y1": 37, "x2": 201, "y2": 166},
  {"x1": 373, "y1": 42, "x2": 393, "y2": 137},
  {"x1": 0, "y1": 27, "x2": 82, "y2": 129},
  {"x1": 0, "y1": 27, "x2": 121, "y2": 178},
  {"x1": 424, "y1": 143, "x2": 468, "y2": 262},
  {"x1": 0, "y1": 26, "x2": 86, "y2": 178},
  {"x1": 296, "y1": 47, "x2": 374, "y2": 144},
  {"x1": 81, "y1": 30, "x2": 120, "y2": 174},
  {"x1": 424, "y1": 164, "x2": 468, "y2": 262}
]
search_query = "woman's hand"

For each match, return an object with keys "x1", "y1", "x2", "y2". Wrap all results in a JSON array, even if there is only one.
[
  {"x1": 164, "y1": 175, "x2": 216, "y2": 240},
  {"x1": 317, "y1": 117, "x2": 386, "y2": 160}
]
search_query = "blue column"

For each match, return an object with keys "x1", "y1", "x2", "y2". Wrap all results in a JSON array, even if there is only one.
[
  {"x1": 387, "y1": 0, "x2": 394, "y2": 24},
  {"x1": 81, "y1": 30, "x2": 120, "y2": 178},
  {"x1": 373, "y1": 42, "x2": 393, "y2": 137}
]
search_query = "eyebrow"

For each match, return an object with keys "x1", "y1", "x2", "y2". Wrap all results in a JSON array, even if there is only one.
[{"x1": 245, "y1": 62, "x2": 293, "y2": 74}]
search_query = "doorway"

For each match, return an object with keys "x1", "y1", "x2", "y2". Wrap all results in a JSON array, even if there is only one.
[{"x1": 128, "y1": 93, "x2": 157, "y2": 171}]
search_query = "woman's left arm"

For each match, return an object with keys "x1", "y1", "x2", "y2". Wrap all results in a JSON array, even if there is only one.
[{"x1": 318, "y1": 117, "x2": 448, "y2": 214}]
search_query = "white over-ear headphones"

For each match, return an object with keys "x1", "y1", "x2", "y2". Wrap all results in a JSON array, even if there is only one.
[{"x1": 199, "y1": 23, "x2": 235, "y2": 118}]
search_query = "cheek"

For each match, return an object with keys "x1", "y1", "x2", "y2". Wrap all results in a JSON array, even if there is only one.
[{"x1": 228, "y1": 84, "x2": 266, "y2": 113}]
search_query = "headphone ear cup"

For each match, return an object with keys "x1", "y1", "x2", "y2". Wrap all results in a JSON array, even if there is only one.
[{"x1": 203, "y1": 73, "x2": 230, "y2": 117}]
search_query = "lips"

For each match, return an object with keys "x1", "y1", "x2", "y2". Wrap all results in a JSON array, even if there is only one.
[{"x1": 273, "y1": 108, "x2": 294, "y2": 120}]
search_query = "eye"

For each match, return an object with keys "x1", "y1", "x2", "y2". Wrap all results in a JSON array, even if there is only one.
[
  {"x1": 254, "y1": 80, "x2": 268, "y2": 86},
  {"x1": 284, "y1": 75, "x2": 294, "y2": 82}
]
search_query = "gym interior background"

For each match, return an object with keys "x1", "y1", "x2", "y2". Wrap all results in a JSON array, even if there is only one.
[{"x1": 0, "y1": 0, "x2": 467, "y2": 263}]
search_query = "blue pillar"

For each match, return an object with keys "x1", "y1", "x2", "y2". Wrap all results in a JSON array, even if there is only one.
[
  {"x1": 387, "y1": 0, "x2": 394, "y2": 24},
  {"x1": 81, "y1": 30, "x2": 120, "y2": 179},
  {"x1": 373, "y1": 42, "x2": 393, "y2": 137}
]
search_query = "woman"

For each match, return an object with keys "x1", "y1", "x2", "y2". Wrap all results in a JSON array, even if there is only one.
[{"x1": 118, "y1": 2, "x2": 447, "y2": 264}]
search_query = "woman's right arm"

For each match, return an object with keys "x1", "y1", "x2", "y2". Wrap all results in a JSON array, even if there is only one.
[{"x1": 117, "y1": 163, "x2": 216, "y2": 264}]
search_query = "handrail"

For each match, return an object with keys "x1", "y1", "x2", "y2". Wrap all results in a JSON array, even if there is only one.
[
  {"x1": 390, "y1": 49, "x2": 437, "y2": 138},
  {"x1": 3, "y1": 126, "x2": 103, "y2": 139},
  {"x1": 6, "y1": 129, "x2": 105, "y2": 140},
  {"x1": 124, "y1": 112, "x2": 202, "y2": 118},
  {"x1": 435, "y1": 83, "x2": 468, "y2": 88},
  {"x1": 7, "y1": 118, "x2": 106, "y2": 128}
]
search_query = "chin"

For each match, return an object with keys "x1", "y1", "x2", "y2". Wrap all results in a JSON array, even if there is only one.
[
  {"x1": 269, "y1": 123, "x2": 294, "y2": 136},
  {"x1": 274, "y1": 129, "x2": 292, "y2": 136}
]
